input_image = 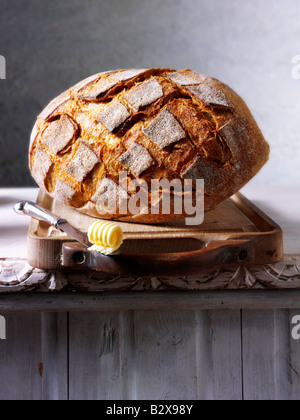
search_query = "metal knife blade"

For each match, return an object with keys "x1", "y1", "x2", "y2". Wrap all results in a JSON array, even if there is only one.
[
  {"x1": 55, "y1": 219, "x2": 92, "y2": 247},
  {"x1": 14, "y1": 201, "x2": 92, "y2": 248}
]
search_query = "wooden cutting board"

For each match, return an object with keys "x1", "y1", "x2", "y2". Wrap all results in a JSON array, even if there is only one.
[{"x1": 27, "y1": 190, "x2": 283, "y2": 277}]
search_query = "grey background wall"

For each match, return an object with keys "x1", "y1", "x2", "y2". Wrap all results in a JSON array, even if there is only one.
[{"x1": 0, "y1": 0, "x2": 299, "y2": 187}]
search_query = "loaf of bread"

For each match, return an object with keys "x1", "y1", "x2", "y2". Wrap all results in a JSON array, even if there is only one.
[{"x1": 29, "y1": 68, "x2": 269, "y2": 223}]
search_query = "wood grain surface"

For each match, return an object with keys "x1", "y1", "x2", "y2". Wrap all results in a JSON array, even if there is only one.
[
  {"x1": 0, "y1": 187, "x2": 299, "y2": 400},
  {"x1": 27, "y1": 190, "x2": 283, "y2": 278},
  {"x1": 1, "y1": 256, "x2": 300, "y2": 293},
  {"x1": 1, "y1": 308, "x2": 300, "y2": 400}
]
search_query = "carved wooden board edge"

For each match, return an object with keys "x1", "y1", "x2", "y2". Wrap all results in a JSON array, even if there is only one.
[{"x1": 0, "y1": 256, "x2": 300, "y2": 293}]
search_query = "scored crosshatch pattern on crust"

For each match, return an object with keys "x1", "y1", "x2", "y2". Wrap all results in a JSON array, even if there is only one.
[
  {"x1": 38, "y1": 91, "x2": 71, "y2": 121},
  {"x1": 79, "y1": 78, "x2": 119, "y2": 101},
  {"x1": 92, "y1": 177, "x2": 129, "y2": 203},
  {"x1": 123, "y1": 78, "x2": 164, "y2": 112},
  {"x1": 181, "y1": 155, "x2": 213, "y2": 182},
  {"x1": 92, "y1": 177, "x2": 129, "y2": 215},
  {"x1": 54, "y1": 179, "x2": 77, "y2": 203},
  {"x1": 111, "y1": 69, "x2": 148, "y2": 82},
  {"x1": 187, "y1": 84, "x2": 233, "y2": 108},
  {"x1": 43, "y1": 114, "x2": 78, "y2": 154},
  {"x1": 143, "y1": 108, "x2": 186, "y2": 149},
  {"x1": 167, "y1": 70, "x2": 209, "y2": 86},
  {"x1": 32, "y1": 147, "x2": 53, "y2": 187},
  {"x1": 30, "y1": 68, "x2": 270, "y2": 222},
  {"x1": 97, "y1": 101, "x2": 131, "y2": 133},
  {"x1": 118, "y1": 142, "x2": 155, "y2": 177},
  {"x1": 65, "y1": 142, "x2": 99, "y2": 182}
]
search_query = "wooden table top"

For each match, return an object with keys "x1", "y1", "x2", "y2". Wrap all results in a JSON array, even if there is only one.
[
  {"x1": 0, "y1": 185, "x2": 299, "y2": 308},
  {"x1": 1, "y1": 185, "x2": 299, "y2": 257}
]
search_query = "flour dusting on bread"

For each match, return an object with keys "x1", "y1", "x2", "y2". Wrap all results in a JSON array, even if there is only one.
[{"x1": 29, "y1": 68, "x2": 270, "y2": 223}]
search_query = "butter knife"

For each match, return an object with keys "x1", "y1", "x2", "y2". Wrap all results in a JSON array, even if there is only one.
[{"x1": 14, "y1": 201, "x2": 92, "y2": 248}]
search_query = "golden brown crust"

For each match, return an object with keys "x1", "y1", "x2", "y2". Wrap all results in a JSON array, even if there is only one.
[{"x1": 29, "y1": 68, "x2": 270, "y2": 223}]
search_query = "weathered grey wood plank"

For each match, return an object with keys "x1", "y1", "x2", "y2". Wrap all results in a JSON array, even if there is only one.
[
  {"x1": 242, "y1": 309, "x2": 276, "y2": 400},
  {"x1": 242, "y1": 309, "x2": 296, "y2": 400},
  {"x1": 68, "y1": 312, "x2": 122, "y2": 400},
  {"x1": 194, "y1": 311, "x2": 213, "y2": 400},
  {"x1": 0, "y1": 313, "x2": 43, "y2": 400},
  {"x1": 2, "y1": 291, "x2": 300, "y2": 313},
  {"x1": 133, "y1": 310, "x2": 242, "y2": 400},
  {"x1": 41, "y1": 313, "x2": 68, "y2": 400},
  {"x1": 287, "y1": 309, "x2": 300, "y2": 400},
  {"x1": 67, "y1": 309, "x2": 243, "y2": 400},
  {"x1": 118, "y1": 311, "x2": 136, "y2": 400},
  {"x1": 133, "y1": 311, "x2": 200, "y2": 400},
  {"x1": 1, "y1": 308, "x2": 300, "y2": 400},
  {"x1": 209, "y1": 310, "x2": 243, "y2": 400}
]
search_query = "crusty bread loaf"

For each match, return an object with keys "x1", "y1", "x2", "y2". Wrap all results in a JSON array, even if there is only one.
[{"x1": 29, "y1": 68, "x2": 270, "y2": 224}]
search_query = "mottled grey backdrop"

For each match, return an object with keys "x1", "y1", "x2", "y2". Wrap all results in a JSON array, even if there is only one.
[{"x1": 0, "y1": 0, "x2": 299, "y2": 186}]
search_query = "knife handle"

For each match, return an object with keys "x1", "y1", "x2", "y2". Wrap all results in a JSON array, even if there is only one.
[{"x1": 14, "y1": 201, "x2": 66, "y2": 230}]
